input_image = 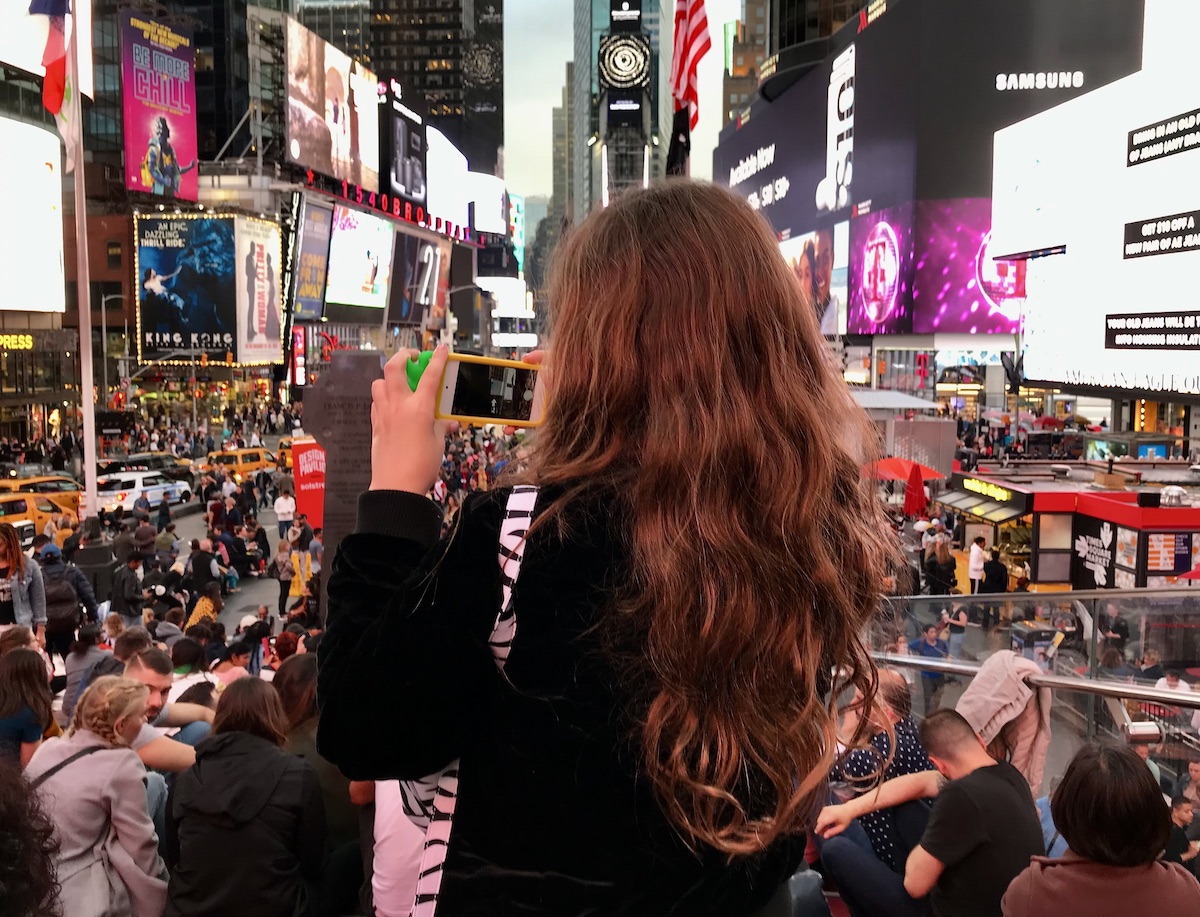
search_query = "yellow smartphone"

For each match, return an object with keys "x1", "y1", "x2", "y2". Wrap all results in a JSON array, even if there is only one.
[{"x1": 435, "y1": 353, "x2": 546, "y2": 427}]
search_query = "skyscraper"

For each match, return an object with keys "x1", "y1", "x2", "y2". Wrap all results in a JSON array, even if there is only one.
[
  {"x1": 369, "y1": 0, "x2": 504, "y2": 175},
  {"x1": 296, "y1": 0, "x2": 372, "y2": 63},
  {"x1": 769, "y1": 0, "x2": 868, "y2": 54},
  {"x1": 550, "y1": 61, "x2": 575, "y2": 236},
  {"x1": 572, "y1": 0, "x2": 669, "y2": 222},
  {"x1": 723, "y1": 0, "x2": 769, "y2": 126}
]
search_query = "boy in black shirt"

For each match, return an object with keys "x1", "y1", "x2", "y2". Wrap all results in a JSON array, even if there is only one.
[
  {"x1": 1164, "y1": 796, "x2": 1199, "y2": 873},
  {"x1": 904, "y1": 710, "x2": 1044, "y2": 917}
]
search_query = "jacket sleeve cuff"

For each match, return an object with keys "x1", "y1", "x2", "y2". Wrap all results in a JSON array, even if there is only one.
[{"x1": 355, "y1": 491, "x2": 444, "y2": 545}]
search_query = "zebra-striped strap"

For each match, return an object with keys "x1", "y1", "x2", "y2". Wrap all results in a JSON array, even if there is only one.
[{"x1": 407, "y1": 485, "x2": 539, "y2": 917}]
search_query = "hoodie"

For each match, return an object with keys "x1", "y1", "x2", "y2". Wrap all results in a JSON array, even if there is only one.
[
  {"x1": 154, "y1": 621, "x2": 185, "y2": 648},
  {"x1": 164, "y1": 731, "x2": 327, "y2": 917},
  {"x1": 1002, "y1": 853, "x2": 1200, "y2": 917}
]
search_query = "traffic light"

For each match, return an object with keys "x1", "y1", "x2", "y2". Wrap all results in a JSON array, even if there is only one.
[{"x1": 199, "y1": 353, "x2": 208, "y2": 367}]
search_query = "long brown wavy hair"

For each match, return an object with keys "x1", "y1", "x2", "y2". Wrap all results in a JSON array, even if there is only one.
[{"x1": 525, "y1": 181, "x2": 893, "y2": 855}]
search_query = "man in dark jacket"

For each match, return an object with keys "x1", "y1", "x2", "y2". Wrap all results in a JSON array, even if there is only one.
[
  {"x1": 111, "y1": 555, "x2": 149, "y2": 629},
  {"x1": 112, "y1": 521, "x2": 136, "y2": 565},
  {"x1": 38, "y1": 543, "x2": 99, "y2": 664},
  {"x1": 978, "y1": 549, "x2": 1009, "y2": 629}
]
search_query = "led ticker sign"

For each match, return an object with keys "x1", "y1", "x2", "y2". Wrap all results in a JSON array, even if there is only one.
[
  {"x1": 304, "y1": 172, "x2": 476, "y2": 244},
  {"x1": 0, "y1": 334, "x2": 34, "y2": 351},
  {"x1": 952, "y1": 473, "x2": 1034, "y2": 515}
]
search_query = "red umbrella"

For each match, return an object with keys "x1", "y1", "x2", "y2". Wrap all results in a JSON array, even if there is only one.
[
  {"x1": 1180, "y1": 565, "x2": 1200, "y2": 581},
  {"x1": 1033, "y1": 416, "x2": 1064, "y2": 430},
  {"x1": 903, "y1": 462, "x2": 927, "y2": 516},
  {"x1": 865, "y1": 457, "x2": 946, "y2": 482}
]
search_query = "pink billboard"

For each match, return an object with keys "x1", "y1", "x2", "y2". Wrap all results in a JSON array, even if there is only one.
[{"x1": 121, "y1": 12, "x2": 198, "y2": 201}]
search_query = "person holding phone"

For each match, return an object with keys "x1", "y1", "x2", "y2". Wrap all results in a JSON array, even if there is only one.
[{"x1": 317, "y1": 182, "x2": 893, "y2": 916}]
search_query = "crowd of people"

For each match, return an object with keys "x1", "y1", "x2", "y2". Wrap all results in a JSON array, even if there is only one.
[{"x1": 2, "y1": 181, "x2": 1198, "y2": 917}]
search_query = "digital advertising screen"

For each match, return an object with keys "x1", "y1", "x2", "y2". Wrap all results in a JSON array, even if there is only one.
[
  {"x1": 234, "y1": 217, "x2": 283, "y2": 364},
  {"x1": 121, "y1": 13, "x2": 197, "y2": 201},
  {"x1": 993, "y1": 0, "x2": 1200, "y2": 394},
  {"x1": 911, "y1": 199, "x2": 1024, "y2": 335},
  {"x1": 1, "y1": 2, "x2": 93, "y2": 97},
  {"x1": 381, "y1": 78, "x2": 427, "y2": 209},
  {"x1": 426, "y1": 127, "x2": 471, "y2": 234},
  {"x1": 387, "y1": 229, "x2": 450, "y2": 327},
  {"x1": 324, "y1": 205, "x2": 395, "y2": 310},
  {"x1": 779, "y1": 223, "x2": 848, "y2": 335},
  {"x1": 0, "y1": 118, "x2": 65, "y2": 314},
  {"x1": 848, "y1": 202, "x2": 916, "y2": 335},
  {"x1": 292, "y1": 197, "x2": 333, "y2": 321},
  {"x1": 286, "y1": 17, "x2": 379, "y2": 192},
  {"x1": 135, "y1": 215, "x2": 237, "y2": 362},
  {"x1": 713, "y1": 0, "x2": 1148, "y2": 339}
]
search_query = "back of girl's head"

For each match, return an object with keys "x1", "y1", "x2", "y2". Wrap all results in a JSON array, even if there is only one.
[
  {"x1": 0, "y1": 626, "x2": 34, "y2": 658},
  {"x1": 213, "y1": 676, "x2": 289, "y2": 746},
  {"x1": 533, "y1": 181, "x2": 893, "y2": 854},
  {"x1": 105, "y1": 613, "x2": 126, "y2": 639},
  {"x1": 1051, "y1": 743, "x2": 1169, "y2": 866},
  {"x1": 0, "y1": 757, "x2": 58, "y2": 917},
  {"x1": 70, "y1": 623, "x2": 103, "y2": 655},
  {"x1": 71, "y1": 676, "x2": 148, "y2": 746},
  {"x1": 0, "y1": 650, "x2": 50, "y2": 725},
  {"x1": 272, "y1": 653, "x2": 318, "y2": 729},
  {"x1": 171, "y1": 638, "x2": 206, "y2": 674}
]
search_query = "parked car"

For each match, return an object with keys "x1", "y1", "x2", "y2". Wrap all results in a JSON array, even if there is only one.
[
  {"x1": 0, "y1": 493, "x2": 56, "y2": 547},
  {"x1": 0, "y1": 474, "x2": 83, "y2": 517},
  {"x1": 95, "y1": 471, "x2": 188, "y2": 513},
  {"x1": 98, "y1": 452, "x2": 198, "y2": 497}
]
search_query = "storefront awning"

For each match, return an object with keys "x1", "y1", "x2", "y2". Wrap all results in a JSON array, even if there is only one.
[{"x1": 935, "y1": 492, "x2": 1030, "y2": 524}]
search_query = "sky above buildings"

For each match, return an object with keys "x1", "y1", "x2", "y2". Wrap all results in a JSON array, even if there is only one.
[{"x1": 503, "y1": 0, "x2": 740, "y2": 201}]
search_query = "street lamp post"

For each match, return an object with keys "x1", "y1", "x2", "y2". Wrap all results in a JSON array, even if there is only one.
[{"x1": 99, "y1": 294, "x2": 125, "y2": 406}]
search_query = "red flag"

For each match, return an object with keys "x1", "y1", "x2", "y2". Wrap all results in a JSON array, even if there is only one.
[
  {"x1": 669, "y1": 0, "x2": 712, "y2": 132},
  {"x1": 30, "y1": 0, "x2": 72, "y2": 115}
]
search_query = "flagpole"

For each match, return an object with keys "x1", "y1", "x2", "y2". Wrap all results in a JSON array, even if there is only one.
[{"x1": 68, "y1": 13, "x2": 98, "y2": 520}]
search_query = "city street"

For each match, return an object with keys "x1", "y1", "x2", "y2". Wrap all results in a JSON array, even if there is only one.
[{"x1": 171, "y1": 498, "x2": 292, "y2": 634}]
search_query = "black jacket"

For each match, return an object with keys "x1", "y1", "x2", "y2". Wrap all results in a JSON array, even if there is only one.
[
  {"x1": 318, "y1": 488, "x2": 805, "y2": 917},
  {"x1": 164, "y1": 731, "x2": 326, "y2": 917},
  {"x1": 980, "y1": 558, "x2": 1009, "y2": 594},
  {"x1": 41, "y1": 557, "x2": 99, "y2": 618},
  {"x1": 109, "y1": 564, "x2": 144, "y2": 617}
]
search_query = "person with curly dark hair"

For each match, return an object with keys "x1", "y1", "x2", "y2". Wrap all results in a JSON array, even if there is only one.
[{"x1": 0, "y1": 756, "x2": 59, "y2": 917}]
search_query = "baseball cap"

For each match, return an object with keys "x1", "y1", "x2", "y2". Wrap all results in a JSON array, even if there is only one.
[
  {"x1": 239, "y1": 614, "x2": 258, "y2": 631},
  {"x1": 40, "y1": 543, "x2": 62, "y2": 560}
]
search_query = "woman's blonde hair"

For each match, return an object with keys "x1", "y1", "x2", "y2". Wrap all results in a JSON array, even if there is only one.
[
  {"x1": 70, "y1": 676, "x2": 148, "y2": 746},
  {"x1": 524, "y1": 181, "x2": 893, "y2": 855},
  {"x1": 935, "y1": 539, "x2": 953, "y2": 566}
]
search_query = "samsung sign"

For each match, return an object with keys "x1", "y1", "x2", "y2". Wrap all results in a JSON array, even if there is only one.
[{"x1": 995, "y1": 70, "x2": 1084, "y2": 91}]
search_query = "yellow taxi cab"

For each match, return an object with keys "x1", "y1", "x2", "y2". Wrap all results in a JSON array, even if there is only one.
[
  {"x1": 276, "y1": 437, "x2": 294, "y2": 471},
  {"x1": 0, "y1": 475, "x2": 82, "y2": 517},
  {"x1": 201, "y1": 448, "x2": 277, "y2": 485},
  {"x1": 0, "y1": 492, "x2": 60, "y2": 547}
]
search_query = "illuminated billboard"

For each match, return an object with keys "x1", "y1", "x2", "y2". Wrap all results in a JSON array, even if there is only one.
[
  {"x1": 121, "y1": 13, "x2": 197, "y2": 201},
  {"x1": 0, "y1": 118, "x2": 65, "y2": 314},
  {"x1": 234, "y1": 217, "x2": 283, "y2": 365},
  {"x1": 324, "y1": 205, "x2": 395, "y2": 310},
  {"x1": 285, "y1": 17, "x2": 379, "y2": 192}
]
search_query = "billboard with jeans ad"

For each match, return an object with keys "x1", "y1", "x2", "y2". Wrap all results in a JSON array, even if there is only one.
[
  {"x1": 121, "y1": 12, "x2": 198, "y2": 201},
  {"x1": 136, "y1": 215, "x2": 236, "y2": 362},
  {"x1": 234, "y1": 217, "x2": 284, "y2": 365}
]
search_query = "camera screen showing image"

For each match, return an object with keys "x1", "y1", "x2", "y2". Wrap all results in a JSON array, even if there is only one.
[{"x1": 452, "y1": 363, "x2": 537, "y2": 422}]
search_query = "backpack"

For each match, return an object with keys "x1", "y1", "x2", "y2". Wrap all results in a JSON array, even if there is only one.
[{"x1": 43, "y1": 566, "x2": 81, "y2": 635}]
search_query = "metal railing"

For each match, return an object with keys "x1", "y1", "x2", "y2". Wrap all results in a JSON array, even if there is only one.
[{"x1": 873, "y1": 651, "x2": 1200, "y2": 709}]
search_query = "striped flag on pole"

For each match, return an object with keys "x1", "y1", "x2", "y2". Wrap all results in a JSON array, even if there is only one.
[
  {"x1": 666, "y1": 0, "x2": 712, "y2": 175},
  {"x1": 30, "y1": 0, "x2": 79, "y2": 172}
]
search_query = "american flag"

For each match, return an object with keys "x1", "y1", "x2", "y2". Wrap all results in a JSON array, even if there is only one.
[{"x1": 668, "y1": 0, "x2": 712, "y2": 132}]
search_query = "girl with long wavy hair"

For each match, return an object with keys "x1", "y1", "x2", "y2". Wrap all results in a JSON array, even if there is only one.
[{"x1": 318, "y1": 181, "x2": 892, "y2": 916}]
